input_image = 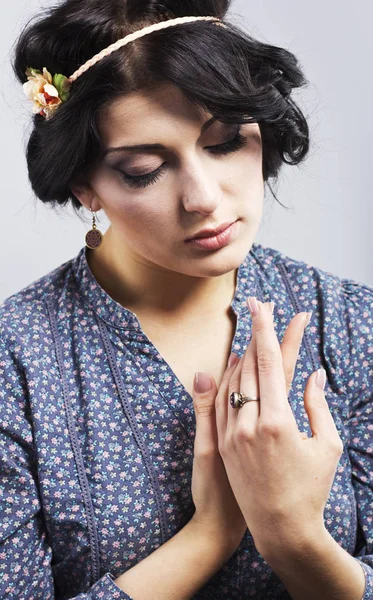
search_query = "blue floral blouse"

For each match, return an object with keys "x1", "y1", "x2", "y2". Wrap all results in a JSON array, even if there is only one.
[{"x1": 0, "y1": 242, "x2": 372, "y2": 599}]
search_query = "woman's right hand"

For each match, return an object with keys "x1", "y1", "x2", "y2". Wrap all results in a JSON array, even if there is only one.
[
  {"x1": 189, "y1": 350, "x2": 247, "y2": 555},
  {"x1": 189, "y1": 301, "x2": 310, "y2": 555}
]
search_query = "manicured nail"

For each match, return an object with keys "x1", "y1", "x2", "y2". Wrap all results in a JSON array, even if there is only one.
[
  {"x1": 247, "y1": 297, "x2": 260, "y2": 316},
  {"x1": 315, "y1": 368, "x2": 326, "y2": 391},
  {"x1": 304, "y1": 311, "x2": 313, "y2": 328},
  {"x1": 194, "y1": 372, "x2": 212, "y2": 394},
  {"x1": 228, "y1": 352, "x2": 238, "y2": 368}
]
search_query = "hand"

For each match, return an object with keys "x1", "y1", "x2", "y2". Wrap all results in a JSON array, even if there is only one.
[
  {"x1": 189, "y1": 302, "x2": 313, "y2": 555},
  {"x1": 214, "y1": 298, "x2": 344, "y2": 557},
  {"x1": 190, "y1": 353, "x2": 247, "y2": 555}
]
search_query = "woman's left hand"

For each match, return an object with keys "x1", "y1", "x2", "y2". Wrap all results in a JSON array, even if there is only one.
[{"x1": 214, "y1": 298, "x2": 344, "y2": 557}]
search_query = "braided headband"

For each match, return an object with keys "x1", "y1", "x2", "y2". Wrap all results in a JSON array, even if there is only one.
[{"x1": 23, "y1": 15, "x2": 226, "y2": 120}]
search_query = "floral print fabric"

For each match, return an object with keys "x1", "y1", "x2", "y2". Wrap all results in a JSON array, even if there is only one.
[{"x1": 0, "y1": 242, "x2": 372, "y2": 599}]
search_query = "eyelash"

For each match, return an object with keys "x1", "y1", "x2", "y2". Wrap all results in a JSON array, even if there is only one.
[{"x1": 119, "y1": 130, "x2": 248, "y2": 190}]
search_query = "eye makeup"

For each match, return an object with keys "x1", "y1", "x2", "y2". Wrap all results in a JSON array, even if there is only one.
[{"x1": 117, "y1": 126, "x2": 248, "y2": 190}]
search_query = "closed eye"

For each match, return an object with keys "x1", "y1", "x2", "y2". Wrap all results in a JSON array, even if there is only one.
[{"x1": 118, "y1": 128, "x2": 248, "y2": 189}]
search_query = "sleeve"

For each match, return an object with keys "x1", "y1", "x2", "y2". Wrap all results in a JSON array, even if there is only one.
[
  {"x1": 0, "y1": 328, "x2": 134, "y2": 599},
  {"x1": 341, "y1": 279, "x2": 373, "y2": 600}
]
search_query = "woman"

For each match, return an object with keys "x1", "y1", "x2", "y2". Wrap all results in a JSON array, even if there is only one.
[{"x1": 1, "y1": 0, "x2": 372, "y2": 598}]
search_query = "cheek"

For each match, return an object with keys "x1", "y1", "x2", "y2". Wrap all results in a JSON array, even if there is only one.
[
  {"x1": 226, "y1": 136, "x2": 263, "y2": 181},
  {"x1": 230, "y1": 144, "x2": 264, "y2": 218},
  {"x1": 111, "y1": 199, "x2": 171, "y2": 242},
  {"x1": 224, "y1": 145, "x2": 263, "y2": 202},
  {"x1": 92, "y1": 172, "x2": 174, "y2": 243},
  {"x1": 241, "y1": 137, "x2": 263, "y2": 177}
]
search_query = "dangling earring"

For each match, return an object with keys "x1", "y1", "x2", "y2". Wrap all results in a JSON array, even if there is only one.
[{"x1": 85, "y1": 206, "x2": 103, "y2": 249}]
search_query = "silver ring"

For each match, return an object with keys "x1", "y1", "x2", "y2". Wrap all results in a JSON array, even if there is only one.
[{"x1": 230, "y1": 392, "x2": 260, "y2": 409}]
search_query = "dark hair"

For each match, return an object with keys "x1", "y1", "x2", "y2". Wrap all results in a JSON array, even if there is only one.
[{"x1": 12, "y1": 0, "x2": 310, "y2": 217}]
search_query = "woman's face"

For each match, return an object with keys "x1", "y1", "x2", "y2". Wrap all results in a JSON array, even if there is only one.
[{"x1": 76, "y1": 82, "x2": 264, "y2": 279}]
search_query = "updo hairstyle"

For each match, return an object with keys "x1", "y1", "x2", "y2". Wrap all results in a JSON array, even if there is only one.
[{"x1": 12, "y1": 0, "x2": 310, "y2": 215}]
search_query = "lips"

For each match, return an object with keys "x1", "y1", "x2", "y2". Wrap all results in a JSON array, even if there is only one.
[{"x1": 186, "y1": 220, "x2": 236, "y2": 241}]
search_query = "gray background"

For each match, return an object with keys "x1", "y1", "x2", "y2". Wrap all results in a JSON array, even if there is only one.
[{"x1": 1, "y1": 0, "x2": 372, "y2": 303}]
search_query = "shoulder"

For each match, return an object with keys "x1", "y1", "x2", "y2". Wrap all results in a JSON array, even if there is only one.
[
  {"x1": 0, "y1": 254, "x2": 76, "y2": 348},
  {"x1": 250, "y1": 242, "x2": 373, "y2": 306},
  {"x1": 250, "y1": 241, "x2": 343, "y2": 283},
  {"x1": 251, "y1": 243, "x2": 373, "y2": 397}
]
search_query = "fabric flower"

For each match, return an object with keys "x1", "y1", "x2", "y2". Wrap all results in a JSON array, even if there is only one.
[{"x1": 23, "y1": 67, "x2": 71, "y2": 120}]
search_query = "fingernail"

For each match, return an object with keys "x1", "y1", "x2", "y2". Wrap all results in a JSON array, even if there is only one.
[
  {"x1": 315, "y1": 368, "x2": 326, "y2": 391},
  {"x1": 304, "y1": 311, "x2": 313, "y2": 328},
  {"x1": 247, "y1": 297, "x2": 260, "y2": 316},
  {"x1": 269, "y1": 301, "x2": 275, "y2": 315},
  {"x1": 194, "y1": 372, "x2": 212, "y2": 394},
  {"x1": 228, "y1": 352, "x2": 238, "y2": 368}
]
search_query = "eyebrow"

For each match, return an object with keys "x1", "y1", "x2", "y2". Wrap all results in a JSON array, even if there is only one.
[{"x1": 102, "y1": 116, "x2": 218, "y2": 156}]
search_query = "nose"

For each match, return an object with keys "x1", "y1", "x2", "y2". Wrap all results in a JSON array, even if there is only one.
[{"x1": 180, "y1": 157, "x2": 223, "y2": 214}]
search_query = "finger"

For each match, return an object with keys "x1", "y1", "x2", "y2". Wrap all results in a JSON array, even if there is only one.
[
  {"x1": 247, "y1": 297, "x2": 288, "y2": 415},
  {"x1": 193, "y1": 372, "x2": 220, "y2": 453},
  {"x1": 281, "y1": 311, "x2": 312, "y2": 397},
  {"x1": 227, "y1": 303, "x2": 272, "y2": 432},
  {"x1": 227, "y1": 328, "x2": 260, "y2": 435},
  {"x1": 215, "y1": 352, "x2": 240, "y2": 441},
  {"x1": 304, "y1": 369, "x2": 343, "y2": 451}
]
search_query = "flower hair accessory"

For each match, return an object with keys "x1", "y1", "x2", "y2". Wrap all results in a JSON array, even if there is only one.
[
  {"x1": 22, "y1": 15, "x2": 226, "y2": 120},
  {"x1": 23, "y1": 67, "x2": 71, "y2": 120}
]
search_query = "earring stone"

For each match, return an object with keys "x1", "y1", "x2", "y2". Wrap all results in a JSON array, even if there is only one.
[{"x1": 85, "y1": 209, "x2": 103, "y2": 249}]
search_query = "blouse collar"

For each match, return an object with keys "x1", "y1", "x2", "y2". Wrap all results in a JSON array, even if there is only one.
[{"x1": 72, "y1": 244, "x2": 261, "y2": 329}]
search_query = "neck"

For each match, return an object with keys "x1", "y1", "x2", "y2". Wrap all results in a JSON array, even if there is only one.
[{"x1": 86, "y1": 232, "x2": 238, "y2": 323}]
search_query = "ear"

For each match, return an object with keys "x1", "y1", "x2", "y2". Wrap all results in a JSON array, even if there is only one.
[{"x1": 70, "y1": 181, "x2": 102, "y2": 213}]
